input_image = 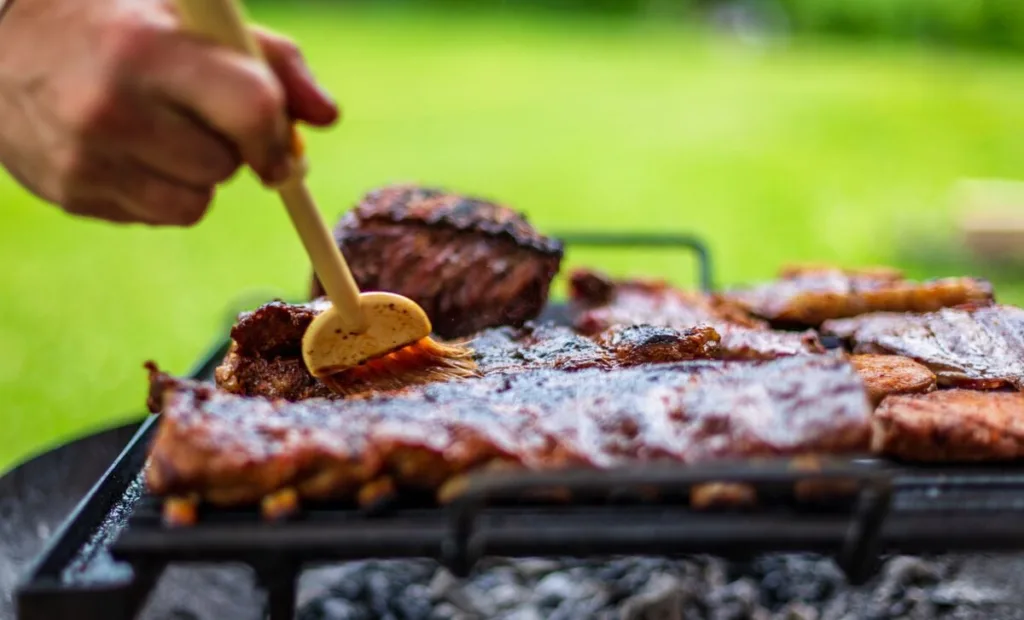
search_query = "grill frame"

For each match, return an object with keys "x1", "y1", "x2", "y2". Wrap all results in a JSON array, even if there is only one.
[{"x1": 15, "y1": 232, "x2": 1024, "y2": 620}]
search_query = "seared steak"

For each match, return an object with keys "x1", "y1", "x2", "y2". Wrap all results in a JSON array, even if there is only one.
[
  {"x1": 822, "y1": 304, "x2": 1024, "y2": 390},
  {"x1": 310, "y1": 185, "x2": 564, "y2": 338},
  {"x1": 569, "y1": 269, "x2": 825, "y2": 360},
  {"x1": 848, "y1": 354, "x2": 937, "y2": 407},
  {"x1": 725, "y1": 265, "x2": 994, "y2": 326},
  {"x1": 872, "y1": 390, "x2": 1024, "y2": 461}
]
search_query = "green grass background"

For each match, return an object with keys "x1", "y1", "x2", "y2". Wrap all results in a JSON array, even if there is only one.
[{"x1": 2, "y1": 5, "x2": 1023, "y2": 473}]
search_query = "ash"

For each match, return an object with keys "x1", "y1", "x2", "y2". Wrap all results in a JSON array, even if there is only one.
[{"x1": 290, "y1": 554, "x2": 1024, "y2": 620}]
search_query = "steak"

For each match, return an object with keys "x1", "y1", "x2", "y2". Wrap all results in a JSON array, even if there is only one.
[
  {"x1": 872, "y1": 390, "x2": 1024, "y2": 461},
  {"x1": 724, "y1": 265, "x2": 994, "y2": 326},
  {"x1": 822, "y1": 304, "x2": 1024, "y2": 390},
  {"x1": 848, "y1": 354, "x2": 937, "y2": 407},
  {"x1": 309, "y1": 185, "x2": 564, "y2": 338},
  {"x1": 471, "y1": 323, "x2": 720, "y2": 374},
  {"x1": 216, "y1": 301, "x2": 721, "y2": 400},
  {"x1": 146, "y1": 354, "x2": 872, "y2": 509},
  {"x1": 569, "y1": 269, "x2": 825, "y2": 360}
]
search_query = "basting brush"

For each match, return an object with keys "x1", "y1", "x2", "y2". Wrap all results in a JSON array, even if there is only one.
[{"x1": 174, "y1": 0, "x2": 478, "y2": 395}]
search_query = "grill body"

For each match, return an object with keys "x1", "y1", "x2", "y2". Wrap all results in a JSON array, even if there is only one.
[{"x1": 15, "y1": 233, "x2": 1024, "y2": 620}]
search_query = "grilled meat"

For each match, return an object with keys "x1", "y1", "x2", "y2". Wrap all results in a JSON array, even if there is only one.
[
  {"x1": 216, "y1": 301, "x2": 721, "y2": 400},
  {"x1": 227, "y1": 299, "x2": 332, "y2": 359},
  {"x1": 216, "y1": 347, "x2": 334, "y2": 400},
  {"x1": 471, "y1": 323, "x2": 720, "y2": 374},
  {"x1": 146, "y1": 354, "x2": 872, "y2": 509},
  {"x1": 570, "y1": 268, "x2": 766, "y2": 330},
  {"x1": 872, "y1": 390, "x2": 1024, "y2": 461},
  {"x1": 569, "y1": 269, "x2": 825, "y2": 360},
  {"x1": 214, "y1": 298, "x2": 482, "y2": 400},
  {"x1": 823, "y1": 304, "x2": 1024, "y2": 390},
  {"x1": 724, "y1": 265, "x2": 995, "y2": 326},
  {"x1": 309, "y1": 185, "x2": 564, "y2": 338},
  {"x1": 214, "y1": 299, "x2": 336, "y2": 400},
  {"x1": 593, "y1": 324, "x2": 721, "y2": 366},
  {"x1": 849, "y1": 354, "x2": 937, "y2": 407},
  {"x1": 708, "y1": 328, "x2": 825, "y2": 361}
]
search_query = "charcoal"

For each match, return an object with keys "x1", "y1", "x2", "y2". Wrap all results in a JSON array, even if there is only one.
[
  {"x1": 457, "y1": 583, "x2": 501, "y2": 617},
  {"x1": 427, "y1": 570, "x2": 460, "y2": 601},
  {"x1": 367, "y1": 572, "x2": 397, "y2": 617},
  {"x1": 328, "y1": 571, "x2": 366, "y2": 603},
  {"x1": 502, "y1": 607, "x2": 544, "y2": 620},
  {"x1": 532, "y1": 572, "x2": 582, "y2": 606},
  {"x1": 289, "y1": 554, "x2": 1024, "y2": 620},
  {"x1": 707, "y1": 578, "x2": 768, "y2": 620},
  {"x1": 468, "y1": 566, "x2": 522, "y2": 593},
  {"x1": 486, "y1": 583, "x2": 529, "y2": 612},
  {"x1": 395, "y1": 585, "x2": 434, "y2": 620},
  {"x1": 595, "y1": 558, "x2": 638, "y2": 582},
  {"x1": 869, "y1": 555, "x2": 943, "y2": 613},
  {"x1": 772, "y1": 602, "x2": 819, "y2": 620},
  {"x1": 930, "y1": 556, "x2": 1024, "y2": 607},
  {"x1": 942, "y1": 609, "x2": 1024, "y2": 620},
  {"x1": 752, "y1": 555, "x2": 846, "y2": 608},
  {"x1": 513, "y1": 558, "x2": 562, "y2": 579},
  {"x1": 315, "y1": 598, "x2": 372, "y2": 620},
  {"x1": 429, "y1": 602, "x2": 476, "y2": 620},
  {"x1": 619, "y1": 573, "x2": 688, "y2": 620}
]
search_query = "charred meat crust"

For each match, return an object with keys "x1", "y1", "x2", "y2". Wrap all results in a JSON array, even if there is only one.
[
  {"x1": 724, "y1": 266, "x2": 995, "y2": 326},
  {"x1": 146, "y1": 354, "x2": 873, "y2": 506},
  {"x1": 230, "y1": 299, "x2": 330, "y2": 358},
  {"x1": 592, "y1": 324, "x2": 721, "y2": 366},
  {"x1": 310, "y1": 185, "x2": 564, "y2": 338},
  {"x1": 822, "y1": 304, "x2": 1024, "y2": 391},
  {"x1": 471, "y1": 323, "x2": 720, "y2": 374},
  {"x1": 343, "y1": 184, "x2": 563, "y2": 255},
  {"x1": 215, "y1": 343, "x2": 337, "y2": 401}
]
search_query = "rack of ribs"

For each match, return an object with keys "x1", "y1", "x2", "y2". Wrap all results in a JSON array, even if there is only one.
[
  {"x1": 309, "y1": 184, "x2": 565, "y2": 338},
  {"x1": 569, "y1": 268, "x2": 825, "y2": 360},
  {"x1": 722, "y1": 265, "x2": 994, "y2": 327},
  {"x1": 146, "y1": 354, "x2": 873, "y2": 516},
  {"x1": 215, "y1": 299, "x2": 722, "y2": 401},
  {"x1": 822, "y1": 304, "x2": 1024, "y2": 390}
]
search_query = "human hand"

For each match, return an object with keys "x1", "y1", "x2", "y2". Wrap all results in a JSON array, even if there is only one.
[{"x1": 0, "y1": 0, "x2": 339, "y2": 226}]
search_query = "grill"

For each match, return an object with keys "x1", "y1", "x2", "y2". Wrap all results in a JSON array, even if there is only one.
[{"x1": 15, "y1": 233, "x2": 1024, "y2": 620}]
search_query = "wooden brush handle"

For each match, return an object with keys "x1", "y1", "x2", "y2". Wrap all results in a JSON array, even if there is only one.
[
  {"x1": 173, "y1": 0, "x2": 367, "y2": 331},
  {"x1": 173, "y1": 0, "x2": 262, "y2": 57}
]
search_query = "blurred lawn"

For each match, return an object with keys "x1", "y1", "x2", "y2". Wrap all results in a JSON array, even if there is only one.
[{"x1": 2, "y1": 6, "x2": 1024, "y2": 473}]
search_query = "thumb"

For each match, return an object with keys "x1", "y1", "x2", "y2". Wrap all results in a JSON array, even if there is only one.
[{"x1": 254, "y1": 27, "x2": 340, "y2": 128}]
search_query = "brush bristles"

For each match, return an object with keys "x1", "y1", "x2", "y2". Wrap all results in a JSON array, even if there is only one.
[{"x1": 321, "y1": 337, "x2": 479, "y2": 397}]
